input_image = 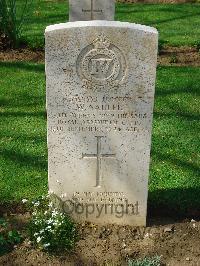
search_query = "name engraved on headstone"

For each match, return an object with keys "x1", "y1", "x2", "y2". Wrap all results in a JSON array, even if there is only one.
[
  {"x1": 82, "y1": 0, "x2": 102, "y2": 20},
  {"x1": 69, "y1": 0, "x2": 115, "y2": 22}
]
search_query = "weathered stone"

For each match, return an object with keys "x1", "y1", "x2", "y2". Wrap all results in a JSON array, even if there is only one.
[
  {"x1": 69, "y1": 0, "x2": 115, "y2": 21},
  {"x1": 45, "y1": 21, "x2": 158, "y2": 226}
]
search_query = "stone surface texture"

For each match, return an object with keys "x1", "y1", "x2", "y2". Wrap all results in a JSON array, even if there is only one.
[
  {"x1": 69, "y1": 0, "x2": 115, "y2": 21},
  {"x1": 45, "y1": 21, "x2": 158, "y2": 226}
]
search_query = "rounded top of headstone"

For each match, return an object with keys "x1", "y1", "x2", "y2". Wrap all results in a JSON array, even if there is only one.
[{"x1": 45, "y1": 20, "x2": 158, "y2": 35}]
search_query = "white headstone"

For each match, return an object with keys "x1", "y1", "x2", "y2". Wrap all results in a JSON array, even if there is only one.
[
  {"x1": 69, "y1": 0, "x2": 115, "y2": 22},
  {"x1": 45, "y1": 21, "x2": 158, "y2": 226}
]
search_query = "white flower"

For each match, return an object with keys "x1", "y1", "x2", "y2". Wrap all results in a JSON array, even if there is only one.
[
  {"x1": 40, "y1": 230, "x2": 44, "y2": 234},
  {"x1": 34, "y1": 233, "x2": 38, "y2": 237},
  {"x1": 43, "y1": 243, "x2": 50, "y2": 248},
  {"x1": 22, "y1": 199, "x2": 28, "y2": 203},
  {"x1": 44, "y1": 211, "x2": 48, "y2": 215},
  {"x1": 48, "y1": 202, "x2": 53, "y2": 208},
  {"x1": 36, "y1": 236, "x2": 42, "y2": 243},
  {"x1": 52, "y1": 210, "x2": 58, "y2": 217},
  {"x1": 34, "y1": 201, "x2": 40, "y2": 207},
  {"x1": 47, "y1": 218, "x2": 53, "y2": 224},
  {"x1": 32, "y1": 211, "x2": 37, "y2": 216},
  {"x1": 46, "y1": 225, "x2": 52, "y2": 230}
]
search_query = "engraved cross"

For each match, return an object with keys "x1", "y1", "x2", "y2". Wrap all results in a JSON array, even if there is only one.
[
  {"x1": 82, "y1": 0, "x2": 102, "y2": 20},
  {"x1": 82, "y1": 136, "x2": 115, "y2": 187}
]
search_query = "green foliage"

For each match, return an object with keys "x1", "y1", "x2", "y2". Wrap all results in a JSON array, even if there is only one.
[
  {"x1": 194, "y1": 40, "x2": 200, "y2": 52},
  {"x1": 169, "y1": 54, "x2": 178, "y2": 64},
  {"x1": 116, "y1": 3, "x2": 200, "y2": 47},
  {"x1": 5, "y1": 1, "x2": 200, "y2": 49},
  {"x1": 158, "y1": 40, "x2": 167, "y2": 54},
  {"x1": 27, "y1": 195, "x2": 78, "y2": 253},
  {"x1": 0, "y1": 0, "x2": 33, "y2": 48},
  {"x1": 128, "y1": 256, "x2": 161, "y2": 266},
  {"x1": 0, "y1": 218, "x2": 22, "y2": 255}
]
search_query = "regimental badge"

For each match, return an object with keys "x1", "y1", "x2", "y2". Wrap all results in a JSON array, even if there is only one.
[{"x1": 76, "y1": 34, "x2": 127, "y2": 88}]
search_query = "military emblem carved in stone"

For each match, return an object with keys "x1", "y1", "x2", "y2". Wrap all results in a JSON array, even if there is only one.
[{"x1": 76, "y1": 35, "x2": 127, "y2": 88}]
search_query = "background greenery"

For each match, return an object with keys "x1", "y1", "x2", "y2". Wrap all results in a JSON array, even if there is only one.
[{"x1": 13, "y1": 1, "x2": 200, "y2": 48}]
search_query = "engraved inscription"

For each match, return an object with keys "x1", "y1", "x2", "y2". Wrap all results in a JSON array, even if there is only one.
[
  {"x1": 82, "y1": 0, "x2": 103, "y2": 20},
  {"x1": 77, "y1": 35, "x2": 127, "y2": 86},
  {"x1": 82, "y1": 136, "x2": 116, "y2": 188}
]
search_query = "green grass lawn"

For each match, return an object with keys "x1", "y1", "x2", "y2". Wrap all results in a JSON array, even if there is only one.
[
  {"x1": 18, "y1": 1, "x2": 200, "y2": 48},
  {"x1": 0, "y1": 62, "x2": 199, "y2": 213}
]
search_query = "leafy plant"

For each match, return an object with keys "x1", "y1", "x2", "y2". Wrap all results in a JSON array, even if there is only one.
[
  {"x1": 158, "y1": 39, "x2": 168, "y2": 54},
  {"x1": 0, "y1": 218, "x2": 22, "y2": 255},
  {"x1": 27, "y1": 195, "x2": 78, "y2": 253},
  {"x1": 194, "y1": 40, "x2": 200, "y2": 52},
  {"x1": 128, "y1": 256, "x2": 161, "y2": 266},
  {"x1": 169, "y1": 54, "x2": 178, "y2": 64},
  {"x1": 0, "y1": 0, "x2": 33, "y2": 48}
]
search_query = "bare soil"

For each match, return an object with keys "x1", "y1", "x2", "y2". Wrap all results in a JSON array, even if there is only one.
[
  {"x1": 1, "y1": 46, "x2": 200, "y2": 66},
  {"x1": 158, "y1": 46, "x2": 200, "y2": 66},
  {"x1": 0, "y1": 48, "x2": 44, "y2": 63},
  {"x1": 0, "y1": 214, "x2": 200, "y2": 265}
]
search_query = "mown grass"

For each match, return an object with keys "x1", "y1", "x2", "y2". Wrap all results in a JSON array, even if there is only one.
[
  {"x1": 0, "y1": 62, "x2": 47, "y2": 204},
  {"x1": 150, "y1": 66, "x2": 200, "y2": 213},
  {"x1": 18, "y1": 1, "x2": 200, "y2": 48},
  {"x1": 0, "y1": 62, "x2": 199, "y2": 212}
]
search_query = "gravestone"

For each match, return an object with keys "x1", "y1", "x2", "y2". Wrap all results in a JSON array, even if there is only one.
[
  {"x1": 45, "y1": 21, "x2": 158, "y2": 226},
  {"x1": 69, "y1": 0, "x2": 115, "y2": 21}
]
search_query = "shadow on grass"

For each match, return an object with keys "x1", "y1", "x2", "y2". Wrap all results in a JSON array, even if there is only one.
[
  {"x1": 154, "y1": 111, "x2": 199, "y2": 122},
  {"x1": 0, "y1": 111, "x2": 46, "y2": 118},
  {"x1": 148, "y1": 187, "x2": 200, "y2": 220},
  {"x1": 1, "y1": 148, "x2": 47, "y2": 171},
  {"x1": 0, "y1": 62, "x2": 44, "y2": 73}
]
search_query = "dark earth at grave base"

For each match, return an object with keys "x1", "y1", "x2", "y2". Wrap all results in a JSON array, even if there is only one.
[
  {"x1": 1, "y1": 46, "x2": 200, "y2": 66},
  {"x1": 0, "y1": 213, "x2": 200, "y2": 265}
]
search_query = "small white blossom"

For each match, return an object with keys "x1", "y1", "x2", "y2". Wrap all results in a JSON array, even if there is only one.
[
  {"x1": 34, "y1": 201, "x2": 40, "y2": 207},
  {"x1": 43, "y1": 243, "x2": 50, "y2": 248},
  {"x1": 44, "y1": 211, "x2": 48, "y2": 215},
  {"x1": 34, "y1": 233, "x2": 39, "y2": 237},
  {"x1": 36, "y1": 236, "x2": 42, "y2": 243},
  {"x1": 40, "y1": 229, "x2": 44, "y2": 234},
  {"x1": 47, "y1": 218, "x2": 53, "y2": 224},
  {"x1": 22, "y1": 199, "x2": 28, "y2": 203},
  {"x1": 48, "y1": 202, "x2": 53, "y2": 208},
  {"x1": 46, "y1": 225, "x2": 52, "y2": 230},
  {"x1": 52, "y1": 210, "x2": 58, "y2": 217}
]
